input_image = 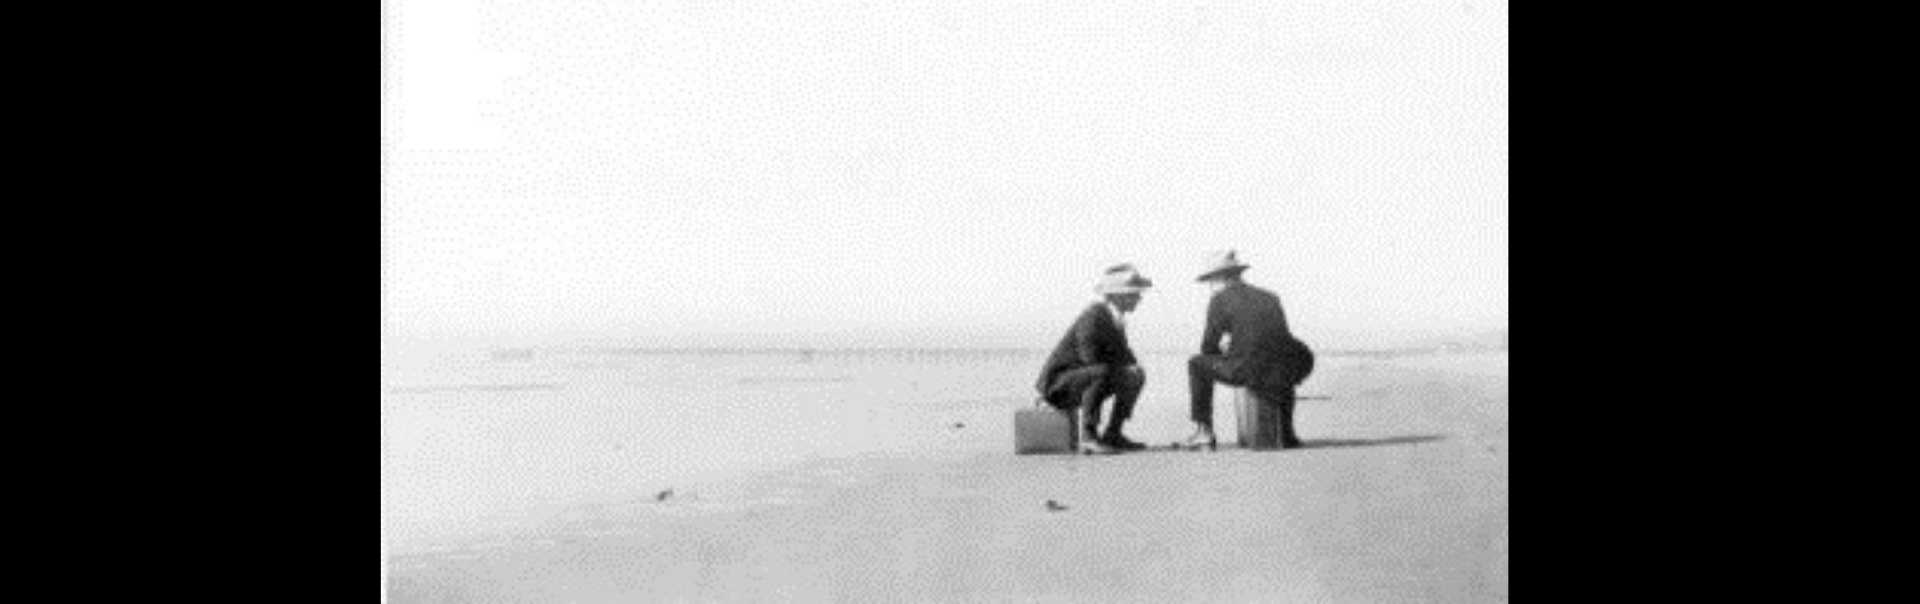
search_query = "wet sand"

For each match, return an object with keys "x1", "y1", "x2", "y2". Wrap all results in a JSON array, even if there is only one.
[{"x1": 386, "y1": 352, "x2": 1508, "y2": 603}]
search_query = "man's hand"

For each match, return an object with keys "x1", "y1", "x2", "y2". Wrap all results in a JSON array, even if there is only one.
[{"x1": 1125, "y1": 365, "x2": 1145, "y2": 379}]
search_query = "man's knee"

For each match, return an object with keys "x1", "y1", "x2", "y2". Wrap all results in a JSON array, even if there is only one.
[
  {"x1": 1076, "y1": 364, "x2": 1113, "y2": 387},
  {"x1": 1070, "y1": 364, "x2": 1114, "y2": 398}
]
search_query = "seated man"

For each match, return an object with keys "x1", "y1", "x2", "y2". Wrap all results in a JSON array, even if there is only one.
[
  {"x1": 1185, "y1": 250, "x2": 1315, "y2": 449},
  {"x1": 1035, "y1": 264, "x2": 1154, "y2": 453}
]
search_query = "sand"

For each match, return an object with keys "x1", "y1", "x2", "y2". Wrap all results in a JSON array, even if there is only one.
[{"x1": 386, "y1": 352, "x2": 1508, "y2": 603}]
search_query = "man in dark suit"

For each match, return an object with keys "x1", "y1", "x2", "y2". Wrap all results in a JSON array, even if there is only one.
[
  {"x1": 1036, "y1": 264, "x2": 1154, "y2": 453},
  {"x1": 1184, "y1": 251, "x2": 1315, "y2": 449}
]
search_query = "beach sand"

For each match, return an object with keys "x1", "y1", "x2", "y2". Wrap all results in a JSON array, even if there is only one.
[{"x1": 386, "y1": 352, "x2": 1507, "y2": 603}]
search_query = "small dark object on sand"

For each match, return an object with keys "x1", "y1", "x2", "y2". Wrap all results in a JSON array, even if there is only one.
[
  {"x1": 656, "y1": 489, "x2": 674, "y2": 502},
  {"x1": 952, "y1": 422, "x2": 966, "y2": 430},
  {"x1": 1045, "y1": 499, "x2": 1068, "y2": 512}
]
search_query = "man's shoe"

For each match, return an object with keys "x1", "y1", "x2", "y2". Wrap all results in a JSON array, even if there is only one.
[
  {"x1": 1100, "y1": 431, "x2": 1148, "y2": 451},
  {"x1": 1077, "y1": 439, "x2": 1114, "y2": 455},
  {"x1": 1182, "y1": 427, "x2": 1218, "y2": 451}
]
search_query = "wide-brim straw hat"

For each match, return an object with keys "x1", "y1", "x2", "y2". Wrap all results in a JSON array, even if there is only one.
[
  {"x1": 1093, "y1": 263, "x2": 1154, "y2": 295},
  {"x1": 1196, "y1": 250, "x2": 1251, "y2": 282}
]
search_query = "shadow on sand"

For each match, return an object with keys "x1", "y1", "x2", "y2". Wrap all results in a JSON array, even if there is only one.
[{"x1": 1295, "y1": 434, "x2": 1447, "y2": 450}]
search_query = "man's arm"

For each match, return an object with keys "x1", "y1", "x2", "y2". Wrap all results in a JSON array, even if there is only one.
[
  {"x1": 1201, "y1": 295, "x2": 1227, "y2": 355},
  {"x1": 1073, "y1": 306, "x2": 1103, "y2": 366}
]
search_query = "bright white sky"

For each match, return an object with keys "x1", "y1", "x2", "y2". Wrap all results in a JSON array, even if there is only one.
[{"x1": 381, "y1": 0, "x2": 1507, "y2": 351}]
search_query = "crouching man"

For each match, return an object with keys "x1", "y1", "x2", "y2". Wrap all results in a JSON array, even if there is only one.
[{"x1": 1036, "y1": 264, "x2": 1154, "y2": 454}]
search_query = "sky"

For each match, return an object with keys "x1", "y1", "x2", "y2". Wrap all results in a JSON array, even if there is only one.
[{"x1": 380, "y1": 0, "x2": 1507, "y2": 351}]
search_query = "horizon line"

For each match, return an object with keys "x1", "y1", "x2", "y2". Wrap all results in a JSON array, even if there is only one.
[{"x1": 474, "y1": 343, "x2": 1507, "y2": 358}]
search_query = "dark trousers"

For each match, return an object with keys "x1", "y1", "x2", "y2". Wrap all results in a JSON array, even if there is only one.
[
  {"x1": 1045, "y1": 364, "x2": 1144, "y2": 435},
  {"x1": 1188, "y1": 354, "x2": 1299, "y2": 444}
]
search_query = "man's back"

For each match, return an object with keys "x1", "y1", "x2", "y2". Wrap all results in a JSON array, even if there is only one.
[
  {"x1": 1203, "y1": 283, "x2": 1303, "y2": 389},
  {"x1": 1205, "y1": 284, "x2": 1289, "y2": 352},
  {"x1": 1036, "y1": 303, "x2": 1135, "y2": 397}
]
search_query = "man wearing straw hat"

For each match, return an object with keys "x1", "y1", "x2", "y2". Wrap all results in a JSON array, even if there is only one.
[
  {"x1": 1183, "y1": 250, "x2": 1315, "y2": 450},
  {"x1": 1035, "y1": 263, "x2": 1155, "y2": 454}
]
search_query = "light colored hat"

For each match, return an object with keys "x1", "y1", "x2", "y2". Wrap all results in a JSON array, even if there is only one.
[
  {"x1": 1196, "y1": 250, "x2": 1251, "y2": 282},
  {"x1": 1093, "y1": 263, "x2": 1154, "y2": 295}
]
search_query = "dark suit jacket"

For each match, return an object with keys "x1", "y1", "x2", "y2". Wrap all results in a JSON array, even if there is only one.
[
  {"x1": 1202, "y1": 283, "x2": 1313, "y2": 393},
  {"x1": 1036, "y1": 303, "x2": 1138, "y2": 403}
]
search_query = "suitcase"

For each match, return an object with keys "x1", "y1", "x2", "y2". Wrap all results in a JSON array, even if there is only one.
[
  {"x1": 1234, "y1": 388, "x2": 1282, "y2": 450},
  {"x1": 1015, "y1": 399, "x2": 1079, "y2": 454}
]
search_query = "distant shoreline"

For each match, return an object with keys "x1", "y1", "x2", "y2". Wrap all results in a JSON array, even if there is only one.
[{"x1": 475, "y1": 345, "x2": 1506, "y2": 360}]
